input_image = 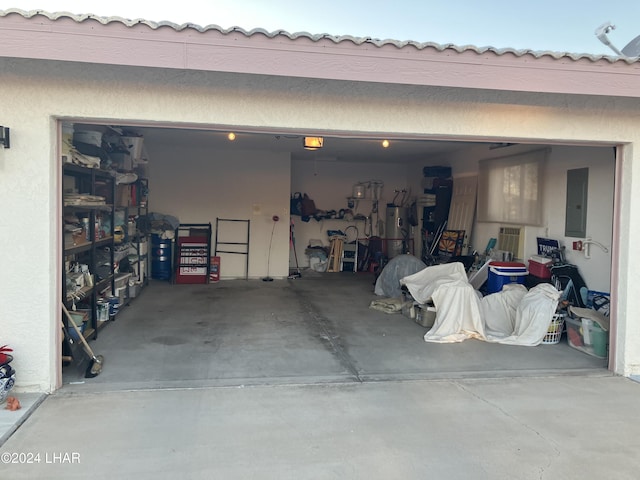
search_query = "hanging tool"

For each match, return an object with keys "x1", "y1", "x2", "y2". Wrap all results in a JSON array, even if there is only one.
[
  {"x1": 262, "y1": 215, "x2": 279, "y2": 282},
  {"x1": 61, "y1": 303, "x2": 104, "y2": 378},
  {"x1": 288, "y1": 218, "x2": 302, "y2": 279}
]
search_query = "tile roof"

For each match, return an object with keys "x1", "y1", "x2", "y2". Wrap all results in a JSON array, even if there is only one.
[{"x1": 1, "y1": 8, "x2": 636, "y2": 64}]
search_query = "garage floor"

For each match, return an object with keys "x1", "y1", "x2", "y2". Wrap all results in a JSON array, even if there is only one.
[{"x1": 62, "y1": 270, "x2": 606, "y2": 392}]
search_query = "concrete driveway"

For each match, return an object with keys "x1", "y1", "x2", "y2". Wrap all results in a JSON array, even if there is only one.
[{"x1": 2, "y1": 273, "x2": 633, "y2": 478}]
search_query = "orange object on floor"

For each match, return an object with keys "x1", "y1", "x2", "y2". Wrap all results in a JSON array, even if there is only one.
[{"x1": 5, "y1": 396, "x2": 21, "y2": 411}]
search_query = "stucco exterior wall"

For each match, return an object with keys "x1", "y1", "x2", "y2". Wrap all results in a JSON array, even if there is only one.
[{"x1": 2, "y1": 57, "x2": 640, "y2": 391}]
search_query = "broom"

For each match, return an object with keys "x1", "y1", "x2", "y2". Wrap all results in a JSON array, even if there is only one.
[{"x1": 61, "y1": 303, "x2": 104, "y2": 378}]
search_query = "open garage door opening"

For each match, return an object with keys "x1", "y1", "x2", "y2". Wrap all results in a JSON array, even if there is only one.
[{"x1": 59, "y1": 121, "x2": 616, "y2": 390}]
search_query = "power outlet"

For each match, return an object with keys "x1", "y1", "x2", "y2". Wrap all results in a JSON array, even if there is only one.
[{"x1": 572, "y1": 241, "x2": 583, "y2": 251}]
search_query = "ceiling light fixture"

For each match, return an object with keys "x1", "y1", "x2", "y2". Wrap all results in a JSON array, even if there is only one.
[
  {"x1": 227, "y1": 132, "x2": 236, "y2": 141},
  {"x1": 303, "y1": 136, "x2": 324, "y2": 150},
  {"x1": 382, "y1": 139, "x2": 390, "y2": 148}
]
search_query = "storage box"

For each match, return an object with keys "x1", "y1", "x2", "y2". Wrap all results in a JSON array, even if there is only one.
[
  {"x1": 565, "y1": 316, "x2": 609, "y2": 358},
  {"x1": 128, "y1": 281, "x2": 142, "y2": 298},
  {"x1": 65, "y1": 229, "x2": 87, "y2": 248},
  {"x1": 116, "y1": 184, "x2": 132, "y2": 207},
  {"x1": 414, "y1": 304, "x2": 436, "y2": 328},
  {"x1": 73, "y1": 129, "x2": 103, "y2": 147},
  {"x1": 528, "y1": 255, "x2": 552, "y2": 279},
  {"x1": 115, "y1": 285, "x2": 128, "y2": 306},
  {"x1": 114, "y1": 272, "x2": 132, "y2": 290},
  {"x1": 487, "y1": 262, "x2": 528, "y2": 293}
]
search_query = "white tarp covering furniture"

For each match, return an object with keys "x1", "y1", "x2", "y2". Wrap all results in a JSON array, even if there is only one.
[{"x1": 399, "y1": 262, "x2": 561, "y2": 345}]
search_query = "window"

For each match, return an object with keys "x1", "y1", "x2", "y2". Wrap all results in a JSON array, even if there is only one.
[{"x1": 477, "y1": 149, "x2": 548, "y2": 226}]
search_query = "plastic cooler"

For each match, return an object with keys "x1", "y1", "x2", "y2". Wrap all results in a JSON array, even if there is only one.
[
  {"x1": 528, "y1": 255, "x2": 552, "y2": 279},
  {"x1": 487, "y1": 261, "x2": 528, "y2": 293}
]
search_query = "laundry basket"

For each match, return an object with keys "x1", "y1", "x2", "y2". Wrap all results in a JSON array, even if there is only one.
[{"x1": 542, "y1": 313, "x2": 565, "y2": 344}]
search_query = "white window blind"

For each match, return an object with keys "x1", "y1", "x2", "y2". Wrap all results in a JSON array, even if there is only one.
[{"x1": 477, "y1": 149, "x2": 548, "y2": 226}]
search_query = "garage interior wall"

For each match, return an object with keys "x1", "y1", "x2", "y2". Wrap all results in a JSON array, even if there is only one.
[
  {"x1": 2, "y1": 57, "x2": 640, "y2": 392},
  {"x1": 437, "y1": 144, "x2": 615, "y2": 293},
  {"x1": 291, "y1": 144, "x2": 614, "y2": 294},
  {"x1": 147, "y1": 141, "x2": 291, "y2": 279},
  {"x1": 291, "y1": 160, "x2": 413, "y2": 267}
]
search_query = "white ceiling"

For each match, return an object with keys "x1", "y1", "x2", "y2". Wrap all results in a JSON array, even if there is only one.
[{"x1": 125, "y1": 126, "x2": 490, "y2": 163}]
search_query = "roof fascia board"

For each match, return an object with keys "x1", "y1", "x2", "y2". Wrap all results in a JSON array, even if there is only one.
[{"x1": 1, "y1": 12, "x2": 639, "y2": 98}]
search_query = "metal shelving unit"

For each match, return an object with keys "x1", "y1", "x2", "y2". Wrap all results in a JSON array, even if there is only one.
[{"x1": 62, "y1": 164, "x2": 116, "y2": 341}]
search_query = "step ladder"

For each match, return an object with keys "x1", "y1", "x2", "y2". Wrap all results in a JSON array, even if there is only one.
[
  {"x1": 340, "y1": 241, "x2": 358, "y2": 272},
  {"x1": 341, "y1": 225, "x2": 359, "y2": 272}
]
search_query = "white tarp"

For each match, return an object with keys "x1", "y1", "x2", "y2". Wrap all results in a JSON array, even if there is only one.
[
  {"x1": 399, "y1": 262, "x2": 469, "y2": 304},
  {"x1": 399, "y1": 263, "x2": 561, "y2": 346},
  {"x1": 424, "y1": 279, "x2": 486, "y2": 343},
  {"x1": 484, "y1": 283, "x2": 561, "y2": 346},
  {"x1": 481, "y1": 284, "x2": 528, "y2": 337}
]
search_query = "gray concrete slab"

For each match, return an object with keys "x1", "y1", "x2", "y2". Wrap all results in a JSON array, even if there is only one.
[
  {"x1": 61, "y1": 273, "x2": 606, "y2": 393},
  {"x1": 1, "y1": 375, "x2": 639, "y2": 479}
]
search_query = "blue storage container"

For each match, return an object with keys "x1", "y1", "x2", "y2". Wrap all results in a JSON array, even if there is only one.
[
  {"x1": 151, "y1": 234, "x2": 172, "y2": 281},
  {"x1": 487, "y1": 261, "x2": 528, "y2": 293}
]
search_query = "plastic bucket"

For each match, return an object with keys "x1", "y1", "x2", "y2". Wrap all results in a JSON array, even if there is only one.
[
  {"x1": 107, "y1": 295, "x2": 120, "y2": 317},
  {"x1": 96, "y1": 301, "x2": 109, "y2": 322}
]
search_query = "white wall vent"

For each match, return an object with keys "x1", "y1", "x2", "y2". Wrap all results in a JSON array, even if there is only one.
[{"x1": 498, "y1": 226, "x2": 524, "y2": 260}]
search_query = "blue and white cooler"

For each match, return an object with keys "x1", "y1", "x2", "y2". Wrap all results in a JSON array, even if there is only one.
[{"x1": 487, "y1": 261, "x2": 528, "y2": 293}]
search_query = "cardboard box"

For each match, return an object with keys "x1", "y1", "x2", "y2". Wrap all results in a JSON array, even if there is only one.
[{"x1": 116, "y1": 184, "x2": 132, "y2": 207}]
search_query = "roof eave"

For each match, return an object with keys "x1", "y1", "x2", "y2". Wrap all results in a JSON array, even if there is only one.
[{"x1": 1, "y1": 8, "x2": 639, "y2": 98}]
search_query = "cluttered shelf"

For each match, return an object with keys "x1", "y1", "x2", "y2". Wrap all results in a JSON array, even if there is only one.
[
  {"x1": 63, "y1": 163, "x2": 113, "y2": 178},
  {"x1": 64, "y1": 203, "x2": 113, "y2": 212},
  {"x1": 64, "y1": 236, "x2": 114, "y2": 254},
  {"x1": 64, "y1": 275, "x2": 113, "y2": 304}
]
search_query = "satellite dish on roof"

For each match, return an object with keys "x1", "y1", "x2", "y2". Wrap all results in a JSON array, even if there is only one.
[
  {"x1": 622, "y1": 34, "x2": 640, "y2": 57},
  {"x1": 595, "y1": 22, "x2": 640, "y2": 58}
]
